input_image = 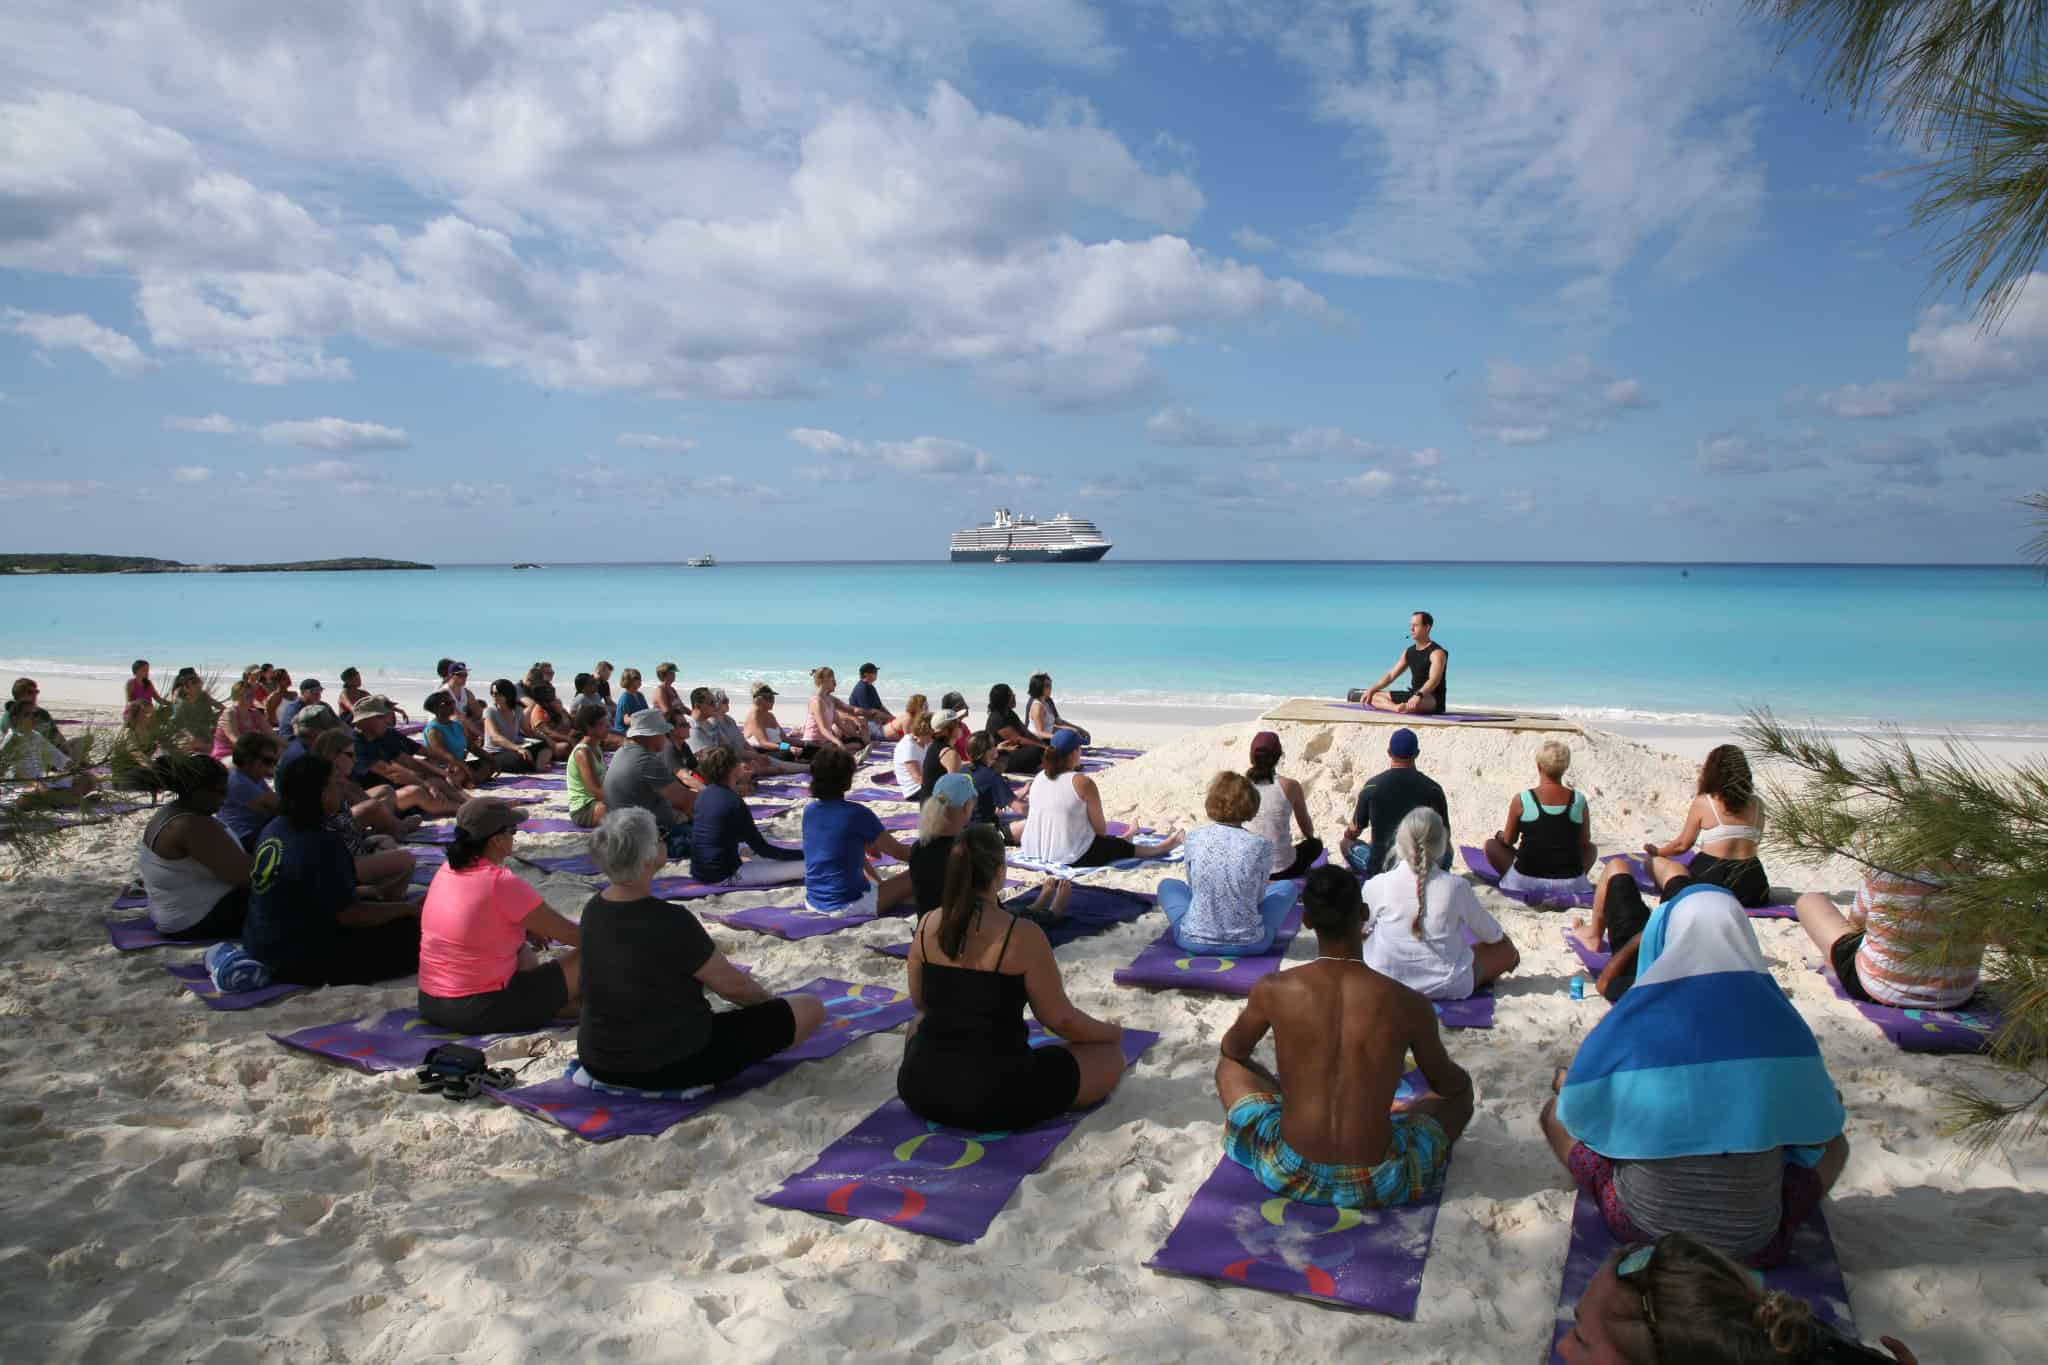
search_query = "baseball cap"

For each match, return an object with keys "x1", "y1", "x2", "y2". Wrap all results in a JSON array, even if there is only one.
[
  {"x1": 350, "y1": 694, "x2": 395, "y2": 721},
  {"x1": 1050, "y1": 729, "x2": 1084, "y2": 756},
  {"x1": 455, "y1": 798, "x2": 522, "y2": 841},
  {"x1": 1249, "y1": 730, "x2": 1282, "y2": 757},
  {"x1": 932, "y1": 772, "x2": 975, "y2": 808},
  {"x1": 752, "y1": 682, "x2": 776, "y2": 699},
  {"x1": 1389, "y1": 727, "x2": 1420, "y2": 758},
  {"x1": 627, "y1": 708, "x2": 671, "y2": 738}
]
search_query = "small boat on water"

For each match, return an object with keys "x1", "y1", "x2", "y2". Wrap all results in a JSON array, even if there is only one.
[
  {"x1": 686, "y1": 554, "x2": 717, "y2": 568},
  {"x1": 993, "y1": 553, "x2": 1012, "y2": 564},
  {"x1": 512, "y1": 562, "x2": 544, "y2": 570}
]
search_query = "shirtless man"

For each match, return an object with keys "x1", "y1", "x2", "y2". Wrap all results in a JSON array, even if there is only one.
[
  {"x1": 1214, "y1": 864, "x2": 1473, "y2": 1208},
  {"x1": 1355, "y1": 610, "x2": 1449, "y2": 714}
]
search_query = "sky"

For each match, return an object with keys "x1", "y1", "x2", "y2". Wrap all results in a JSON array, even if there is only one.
[{"x1": 2, "y1": 1, "x2": 2044, "y2": 564}]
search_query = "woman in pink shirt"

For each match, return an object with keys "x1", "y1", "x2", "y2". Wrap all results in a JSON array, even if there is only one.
[
  {"x1": 417, "y1": 799, "x2": 585, "y2": 1033},
  {"x1": 211, "y1": 680, "x2": 272, "y2": 760}
]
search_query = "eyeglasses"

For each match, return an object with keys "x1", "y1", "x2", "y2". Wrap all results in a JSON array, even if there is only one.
[{"x1": 1613, "y1": 1243, "x2": 1662, "y2": 1364}]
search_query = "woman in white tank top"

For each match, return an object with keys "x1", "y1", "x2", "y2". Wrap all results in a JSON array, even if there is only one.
[
  {"x1": 137, "y1": 754, "x2": 253, "y2": 939},
  {"x1": 1245, "y1": 732, "x2": 1321, "y2": 879},
  {"x1": 1015, "y1": 735, "x2": 1182, "y2": 917}
]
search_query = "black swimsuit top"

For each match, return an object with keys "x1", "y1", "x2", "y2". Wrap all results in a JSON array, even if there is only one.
[{"x1": 913, "y1": 915, "x2": 1029, "y2": 1054}]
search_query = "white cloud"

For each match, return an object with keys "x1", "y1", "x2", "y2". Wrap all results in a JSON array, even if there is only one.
[
  {"x1": 1144, "y1": 405, "x2": 1413, "y2": 462},
  {"x1": 1470, "y1": 353, "x2": 1653, "y2": 445},
  {"x1": 790, "y1": 427, "x2": 994, "y2": 474},
  {"x1": 257, "y1": 418, "x2": 410, "y2": 452},
  {"x1": 265, "y1": 459, "x2": 373, "y2": 484},
  {"x1": 0, "y1": 479, "x2": 110, "y2": 503},
  {"x1": 1693, "y1": 433, "x2": 1822, "y2": 475},
  {"x1": 170, "y1": 465, "x2": 212, "y2": 482},
  {"x1": 2, "y1": 308, "x2": 159, "y2": 377},
  {"x1": 1336, "y1": 469, "x2": 1394, "y2": 495},
  {"x1": 165, "y1": 413, "x2": 242, "y2": 434},
  {"x1": 1802, "y1": 273, "x2": 2048, "y2": 418},
  {"x1": 615, "y1": 433, "x2": 699, "y2": 452},
  {"x1": 1233, "y1": 227, "x2": 1277, "y2": 252}
]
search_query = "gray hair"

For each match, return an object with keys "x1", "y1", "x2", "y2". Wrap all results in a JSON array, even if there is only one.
[
  {"x1": 1393, "y1": 806, "x2": 1449, "y2": 940},
  {"x1": 590, "y1": 807, "x2": 662, "y2": 883},
  {"x1": 916, "y1": 793, "x2": 959, "y2": 843}
]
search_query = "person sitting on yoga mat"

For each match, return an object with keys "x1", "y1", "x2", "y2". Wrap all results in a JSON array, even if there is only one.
[
  {"x1": 309, "y1": 728, "x2": 418, "y2": 900},
  {"x1": 610, "y1": 667, "x2": 649, "y2": 735},
  {"x1": 137, "y1": 754, "x2": 252, "y2": 941},
  {"x1": 1026, "y1": 671, "x2": 1091, "y2": 747},
  {"x1": 417, "y1": 799, "x2": 584, "y2": 1033},
  {"x1": 1561, "y1": 1232, "x2": 1922, "y2": 1365},
  {"x1": 218, "y1": 732, "x2": 282, "y2": 849},
  {"x1": 801, "y1": 747, "x2": 914, "y2": 916},
  {"x1": 846, "y1": 661, "x2": 893, "y2": 739},
  {"x1": 744, "y1": 683, "x2": 818, "y2": 762},
  {"x1": 566, "y1": 704, "x2": 611, "y2": 829},
  {"x1": 1360, "y1": 808, "x2": 1520, "y2": 998},
  {"x1": 651, "y1": 662, "x2": 686, "y2": 727},
  {"x1": 965, "y1": 733, "x2": 1026, "y2": 843},
  {"x1": 939, "y1": 691, "x2": 972, "y2": 761},
  {"x1": 1356, "y1": 610, "x2": 1449, "y2": 714},
  {"x1": 576, "y1": 807, "x2": 826, "y2": 1091},
  {"x1": 483, "y1": 678, "x2": 553, "y2": 775},
  {"x1": 1483, "y1": 738, "x2": 1597, "y2": 902},
  {"x1": 211, "y1": 678, "x2": 272, "y2": 761},
  {"x1": 908, "y1": 772, "x2": 977, "y2": 913},
  {"x1": 1338, "y1": 727, "x2": 1449, "y2": 878},
  {"x1": 689, "y1": 687, "x2": 806, "y2": 783},
  {"x1": 1157, "y1": 771, "x2": 1300, "y2": 956},
  {"x1": 125, "y1": 659, "x2": 164, "y2": 730},
  {"x1": 1214, "y1": 862, "x2": 1473, "y2": 1209},
  {"x1": 244, "y1": 753, "x2": 422, "y2": 987},
  {"x1": 604, "y1": 709, "x2": 698, "y2": 860},
  {"x1": 883, "y1": 691, "x2": 925, "y2": 743},
  {"x1": 1016, "y1": 730, "x2": 1183, "y2": 918},
  {"x1": 350, "y1": 695, "x2": 464, "y2": 817},
  {"x1": 286, "y1": 705, "x2": 408, "y2": 843},
  {"x1": 2, "y1": 678, "x2": 99, "y2": 805},
  {"x1": 802, "y1": 666, "x2": 867, "y2": 752},
  {"x1": 1792, "y1": 870, "x2": 1987, "y2": 1012},
  {"x1": 590, "y1": 660, "x2": 615, "y2": 705},
  {"x1": 1245, "y1": 731, "x2": 1321, "y2": 880},
  {"x1": 690, "y1": 745, "x2": 806, "y2": 888},
  {"x1": 421, "y1": 690, "x2": 494, "y2": 786},
  {"x1": 897, "y1": 823, "x2": 1129, "y2": 1130},
  {"x1": 1542, "y1": 883, "x2": 1850, "y2": 1269},
  {"x1": 890, "y1": 695, "x2": 931, "y2": 788},
  {"x1": 983, "y1": 682, "x2": 1050, "y2": 775},
  {"x1": 276, "y1": 676, "x2": 322, "y2": 734},
  {"x1": 913, "y1": 709, "x2": 966, "y2": 803},
  {"x1": 523, "y1": 682, "x2": 576, "y2": 763}
]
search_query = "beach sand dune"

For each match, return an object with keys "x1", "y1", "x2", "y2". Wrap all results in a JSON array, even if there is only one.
[{"x1": 1, "y1": 714, "x2": 2042, "y2": 1363}]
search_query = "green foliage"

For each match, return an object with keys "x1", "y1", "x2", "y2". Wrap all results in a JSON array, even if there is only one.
[
  {"x1": 1751, "y1": 0, "x2": 2048, "y2": 320},
  {"x1": 1743, "y1": 709, "x2": 2048, "y2": 1157}
]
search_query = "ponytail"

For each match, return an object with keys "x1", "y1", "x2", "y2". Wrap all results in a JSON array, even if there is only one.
[
  {"x1": 1392, "y1": 806, "x2": 1448, "y2": 940},
  {"x1": 935, "y1": 824, "x2": 1005, "y2": 959},
  {"x1": 1246, "y1": 751, "x2": 1279, "y2": 784}
]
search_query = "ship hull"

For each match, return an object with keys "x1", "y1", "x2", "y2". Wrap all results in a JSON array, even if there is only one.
[{"x1": 950, "y1": 545, "x2": 1112, "y2": 563}]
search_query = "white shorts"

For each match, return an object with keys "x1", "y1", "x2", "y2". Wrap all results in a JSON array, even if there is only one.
[{"x1": 805, "y1": 881, "x2": 878, "y2": 918}]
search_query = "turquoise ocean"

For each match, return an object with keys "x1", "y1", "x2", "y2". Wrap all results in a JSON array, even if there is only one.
[{"x1": 2, "y1": 561, "x2": 2042, "y2": 734}]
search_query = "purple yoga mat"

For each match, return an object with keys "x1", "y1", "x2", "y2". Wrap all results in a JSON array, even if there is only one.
[
  {"x1": 1146, "y1": 1070, "x2": 1449, "y2": 1317},
  {"x1": 878, "y1": 811, "x2": 921, "y2": 830},
  {"x1": 1561, "y1": 925, "x2": 1612, "y2": 975},
  {"x1": 163, "y1": 962, "x2": 308, "y2": 1011},
  {"x1": 483, "y1": 775, "x2": 567, "y2": 791},
  {"x1": 113, "y1": 882, "x2": 149, "y2": 909},
  {"x1": 1460, "y1": 846, "x2": 1594, "y2": 909},
  {"x1": 867, "y1": 884, "x2": 1156, "y2": 959},
  {"x1": 520, "y1": 852, "x2": 599, "y2": 877},
  {"x1": 1815, "y1": 962, "x2": 2000, "y2": 1054},
  {"x1": 1331, "y1": 703, "x2": 1503, "y2": 722},
  {"x1": 757, "y1": 1027, "x2": 1160, "y2": 1243},
  {"x1": 106, "y1": 916, "x2": 213, "y2": 951},
  {"x1": 1547, "y1": 1184, "x2": 1855, "y2": 1362},
  {"x1": 484, "y1": 979, "x2": 916, "y2": 1142},
  {"x1": 718, "y1": 900, "x2": 879, "y2": 941},
  {"x1": 273, "y1": 1008, "x2": 568, "y2": 1073},
  {"x1": 1114, "y1": 906, "x2": 1303, "y2": 996},
  {"x1": 847, "y1": 787, "x2": 910, "y2": 804},
  {"x1": 1431, "y1": 991, "x2": 1495, "y2": 1029}
]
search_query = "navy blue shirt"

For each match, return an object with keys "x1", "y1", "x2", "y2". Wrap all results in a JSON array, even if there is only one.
[
  {"x1": 690, "y1": 783, "x2": 801, "y2": 883},
  {"x1": 969, "y1": 762, "x2": 1017, "y2": 826},
  {"x1": 848, "y1": 680, "x2": 882, "y2": 712},
  {"x1": 243, "y1": 817, "x2": 356, "y2": 970},
  {"x1": 351, "y1": 726, "x2": 421, "y2": 787},
  {"x1": 275, "y1": 737, "x2": 312, "y2": 788},
  {"x1": 1350, "y1": 766, "x2": 1449, "y2": 876},
  {"x1": 801, "y1": 798, "x2": 884, "y2": 910}
]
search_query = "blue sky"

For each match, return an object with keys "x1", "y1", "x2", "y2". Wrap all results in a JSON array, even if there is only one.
[{"x1": 2, "y1": 1, "x2": 2043, "y2": 563}]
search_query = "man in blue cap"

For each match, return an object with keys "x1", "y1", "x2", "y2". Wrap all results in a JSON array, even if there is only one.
[{"x1": 1339, "y1": 728, "x2": 1450, "y2": 877}]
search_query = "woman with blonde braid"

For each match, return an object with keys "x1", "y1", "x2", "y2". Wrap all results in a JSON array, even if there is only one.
[{"x1": 1361, "y1": 807, "x2": 1518, "y2": 999}]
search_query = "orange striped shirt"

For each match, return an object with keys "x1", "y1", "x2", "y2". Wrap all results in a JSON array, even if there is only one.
[{"x1": 1850, "y1": 871, "x2": 1983, "y2": 1010}]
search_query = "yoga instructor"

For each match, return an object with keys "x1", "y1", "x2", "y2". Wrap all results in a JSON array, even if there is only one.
[{"x1": 1356, "y1": 611, "x2": 1448, "y2": 714}]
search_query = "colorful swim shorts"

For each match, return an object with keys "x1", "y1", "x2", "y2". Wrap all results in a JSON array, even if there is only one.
[{"x1": 1223, "y1": 1092, "x2": 1450, "y2": 1209}]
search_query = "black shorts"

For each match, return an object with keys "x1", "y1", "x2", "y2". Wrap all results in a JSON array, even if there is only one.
[
  {"x1": 578, "y1": 1000, "x2": 796, "y2": 1091},
  {"x1": 1688, "y1": 853, "x2": 1771, "y2": 908},
  {"x1": 271, "y1": 918, "x2": 422, "y2": 988},
  {"x1": 1830, "y1": 930, "x2": 1874, "y2": 1002},
  {"x1": 160, "y1": 887, "x2": 249, "y2": 942},
  {"x1": 1072, "y1": 834, "x2": 1137, "y2": 867},
  {"x1": 419, "y1": 961, "x2": 569, "y2": 1035},
  {"x1": 488, "y1": 748, "x2": 535, "y2": 774},
  {"x1": 898, "y1": 1038, "x2": 1082, "y2": 1130}
]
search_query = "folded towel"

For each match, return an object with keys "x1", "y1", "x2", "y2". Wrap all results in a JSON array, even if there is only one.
[{"x1": 205, "y1": 942, "x2": 272, "y2": 994}]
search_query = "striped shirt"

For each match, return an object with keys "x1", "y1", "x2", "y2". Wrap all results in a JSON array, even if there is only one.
[{"x1": 1850, "y1": 870, "x2": 1982, "y2": 1010}]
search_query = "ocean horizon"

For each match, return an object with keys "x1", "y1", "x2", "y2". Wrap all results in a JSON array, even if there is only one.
[{"x1": 5, "y1": 559, "x2": 2042, "y2": 735}]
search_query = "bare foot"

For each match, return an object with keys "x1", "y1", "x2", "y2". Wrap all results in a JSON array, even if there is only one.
[{"x1": 1569, "y1": 917, "x2": 1604, "y2": 952}]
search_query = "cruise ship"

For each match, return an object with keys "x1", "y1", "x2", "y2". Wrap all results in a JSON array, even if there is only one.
[{"x1": 948, "y1": 509, "x2": 1112, "y2": 562}]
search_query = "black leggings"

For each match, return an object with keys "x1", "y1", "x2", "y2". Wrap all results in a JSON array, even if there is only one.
[
  {"x1": 272, "y1": 918, "x2": 422, "y2": 987},
  {"x1": 160, "y1": 887, "x2": 250, "y2": 942},
  {"x1": 1270, "y1": 838, "x2": 1324, "y2": 881},
  {"x1": 580, "y1": 1001, "x2": 795, "y2": 1091},
  {"x1": 1072, "y1": 834, "x2": 1136, "y2": 867},
  {"x1": 1000, "y1": 747, "x2": 1044, "y2": 776}
]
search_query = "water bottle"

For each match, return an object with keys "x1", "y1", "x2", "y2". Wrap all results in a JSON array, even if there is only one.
[{"x1": 1570, "y1": 973, "x2": 1586, "y2": 1000}]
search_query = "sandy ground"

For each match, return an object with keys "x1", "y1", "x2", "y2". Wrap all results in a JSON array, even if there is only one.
[{"x1": 1, "y1": 692, "x2": 2044, "y2": 1363}]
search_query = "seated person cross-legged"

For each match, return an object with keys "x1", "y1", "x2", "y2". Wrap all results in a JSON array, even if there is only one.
[
  {"x1": 565, "y1": 704, "x2": 612, "y2": 829},
  {"x1": 1157, "y1": 771, "x2": 1300, "y2": 956},
  {"x1": 243, "y1": 753, "x2": 423, "y2": 988},
  {"x1": 603, "y1": 709, "x2": 698, "y2": 860},
  {"x1": 1016, "y1": 730, "x2": 1182, "y2": 917},
  {"x1": 575, "y1": 808, "x2": 825, "y2": 1092},
  {"x1": 1244, "y1": 731, "x2": 1322, "y2": 881},
  {"x1": 801, "y1": 748, "x2": 915, "y2": 917},
  {"x1": 416, "y1": 799, "x2": 584, "y2": 1034},
  {"x1": 897, "y1": 824, "x2": 1129, "y2": 1130},
  {"x1": 1362, "y1": 808, "x2": 1519, "y2": 999},
  {"x1": 1541, "y1": 883, "x2": 1851, "y2": 1270},
  {"x1": 1484, "y1": 738, "x2": 1597, "y2": 903},
  {"x1": 1216, "y1": 863, "x2": 1474, "y2": 1209},
  {"x1": 1794, "y1": 870, "x2": 1986, "y2": 1012},
  {"x1": 689, "y1": 745, "x2": 806, "y2": 888},
  {"x1": 906, "y1": 774, "x2": 978, "y2": 914},
  {"x1": 137, "y1": 754, "x2": 252, "y2": 941}
]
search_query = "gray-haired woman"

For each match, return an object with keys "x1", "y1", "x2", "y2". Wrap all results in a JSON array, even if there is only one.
[{"x1": 574, "y1": 808, "x2": 825, "y2": 1090}]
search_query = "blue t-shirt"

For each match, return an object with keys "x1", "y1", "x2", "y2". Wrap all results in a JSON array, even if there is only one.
[
  {"x1": 801, "y1": 798, "x2": 884, "y2": 910},
  {"x1": 848, "y1": 680, "x2": 882, "y2": 712},
  {"x1": 219, "y1": 768, "x2": 273, "y2": 846},
  {"x1": 275, "y1": 737, "x2": 311, "y2": 788},
  {"x1": 690, "y1": 783, "x2": 801, "y2": 883},
  {"x1": 243, "y1": 817, "x2": 357, "y2": 970},
  {"x1": 277, "y1": 698, "x2": 307, "y2": 731},
  {"x1": 969, "y1": 762, "x2": 1017, "y2": 826},
  {"x1": 612, "y1": 689, "x2": 649, "y2": 734}
]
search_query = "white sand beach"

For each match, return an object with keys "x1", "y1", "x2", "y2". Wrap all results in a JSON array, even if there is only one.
[{"x1": 2, "y1": 692, "x2": 2043, "y2": 1363}]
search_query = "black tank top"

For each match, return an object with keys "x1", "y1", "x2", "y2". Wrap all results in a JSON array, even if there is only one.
[
  {"x1": 1405, "y1": 641, "x2": 1447, "y2": 708},
  {"x1": 915, "y1": 738, "x2": 949, "y2": 803},
  {"x1": 911, "y1": 916, "x2": 1030, "y2": 1054},
  {"x1": 1512, "y1": 789, "x2": 1583, "y2": 879}
]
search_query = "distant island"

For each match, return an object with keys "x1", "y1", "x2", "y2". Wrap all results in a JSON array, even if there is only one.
[{"x1": 0, "y1": 554, "x2": 434, "y2": 575}]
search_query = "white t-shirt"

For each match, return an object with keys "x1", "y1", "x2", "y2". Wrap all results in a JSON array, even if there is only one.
[
  {"x1": 892, "y1": 734, "x2": 926, "y2": 791},
  {"x1": 1362, "y1": 864, "x2": 1504, "y2": 1000}
]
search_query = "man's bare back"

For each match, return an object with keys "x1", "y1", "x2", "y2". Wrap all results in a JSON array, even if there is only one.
[{"x1": 1220, "y1": 958, "x2": 1473, "y2": 1167}]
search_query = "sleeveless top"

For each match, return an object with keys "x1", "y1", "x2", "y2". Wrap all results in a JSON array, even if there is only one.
[
  {"x1": 912, "y1": 916, "x2": 1029, "y2": 1054},
  {"x1": 803, "y1": 694, "x2": 838, "y2": 743},
  {"x1": 1405, "y1": 641, "x2": 1447, "y2": 708},
  {"x1": 1512, "y1": 788, "x2": 1586, "y2": 879},
  {"x1": 426, "y1": 717, "x2": 469, "y2": 760},
  {"x1": 139, "y1": 809, "x2": 234, "y2": 932},
  {"x1": 566, "y1": 740, "x2": 599, "y2": 812},
  {"x1": 1019, "y1": 771, "x2": 1094, "y2": 864},
  {"x1": 1247, "y1": 776, "x2": 1295, "y2": 874},
  {"x1": 916, "y1": 738, "x2": 951, "y2": 803}
]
